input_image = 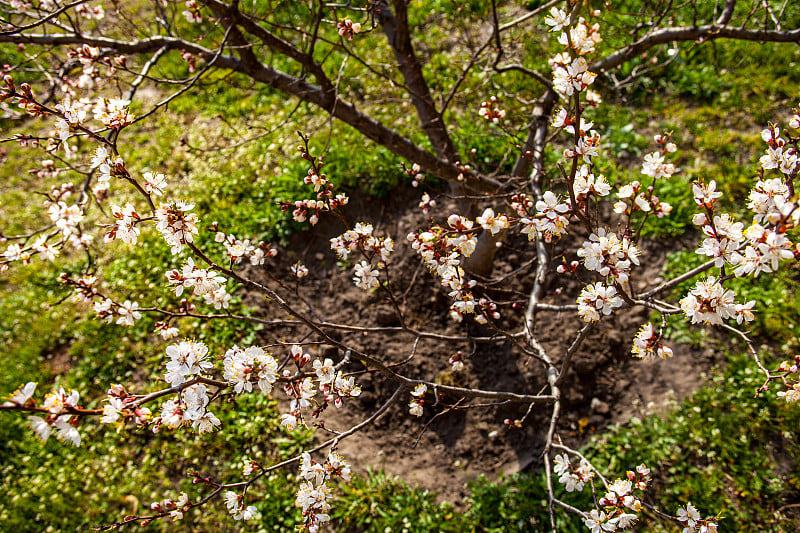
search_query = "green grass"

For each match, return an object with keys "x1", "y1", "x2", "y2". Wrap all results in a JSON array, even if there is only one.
[{"x1": 588, "y1": 352, "x2": 800, "y2": 532}]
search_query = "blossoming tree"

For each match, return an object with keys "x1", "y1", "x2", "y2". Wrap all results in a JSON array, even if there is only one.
[{"x1": 1, "y1": 1, "x2": 800, "y2": 531}]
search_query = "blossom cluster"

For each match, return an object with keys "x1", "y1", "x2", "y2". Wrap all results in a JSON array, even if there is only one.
[
  {"x1": 284, "y1": 142, "x2": 349, "y2": 225},
  {"x1": 107, "y1": 203, "x2": 141, "y2": 244},
  {"x1": 150, "y1": 492, "x2": 191, "y2": 521},
  {"x1": 223, "y1": 345, "x2": 279, "y2": 394},
  {"x1": 775, "y1": 355, "x2": 800, "y2": 403},
  {"x1": 296, "y1": 451, "x2": 352, "y2": 532},
  {"x1": 677, "y1": 502, "x2": 719, "y2": 533},
  {"x1": 407, "y1": 216, "x2": 497, "y2": 323},
  {"x1": 3, "y1": 7, "x2": 800, "y2": 533},
  {"x1": 553, "y1": 452, "x2": 594, "y2": 492},
  {"x1": 614, "y1": 178, "x2": 673, "y2": 218},
  {"x1": 577, "y1": 228, "x2": 641, "y2": 283},
  {"x1": 154, "y1": 382, "x2": 220, "y2": 434},
  {"x1": 585, "y1": 466, "x2": 651, "y2": 532},
  {"x1": 93, "y1": 148, "x2": 128, "y2": 197},
  {"x1": 279, "y1": 348, "x2": 361, "y2": 431},
  {"x1": 164, "y1": 340, "x2": 213, "y2": 386},
  {"x1": 1, "y1": 181, "x2": 89, "y2": 272},
  {"x1": 408, "y1": 383, "x2": 427, "y2": 417},
  {"x1": 51, "y1": 96, "x2": 133, "y2": 150},
  {"x1": 58, "y1": 273, "x2": 143, "y2": 327},
  {"x1": 689, "y1": 118, "x2": 799, "y2": 285},
  {"x1": 631, "y1": 323, "x2": 673, "y2": 360},
  {"x1": 679, "y1": 276, "x2": 754, "y2": 326},
  {"x1": 314, "y1": 357, "x2": 361, "y2": 408},
  {"x1": 10, "y1": 384, "x2": 83, "y2": 446},
  {"x1": 154, "y1": 200, "x2": 200, "y2": 254},
  {"x1": 513, "y1": 191, "x2": 570, "y2": 242},
  {"x1": 330, "y1": 222, "x2": 393, "y2": 290},
  {"x1": 214, "y1": 230, "x2": 276, "y2": 266},
  {"x1": 572, "y1": 164, "x2": 611, "y2": 203},
  {"x1": 577, "y1": 282, "x2": 623, "y2": 322},
  {"x1": 223, "y1": 491, "x2": 258, "y2": 521},
  {"x1": 548, "y1": 26, "x2": 600, "y2": 98},
  {"x1": 166, "y1": 257, "x2": 226, "y2": 298},
  {"x1": 100, "y1": 384, "x2": 151, "y2": 427},
  {"x1": 183, "y1": 0, "x2": 202, "y2": 23}
]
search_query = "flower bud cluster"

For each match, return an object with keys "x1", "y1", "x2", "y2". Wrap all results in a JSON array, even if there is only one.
[
  {"x1": 478, "y1": 96, "x2": 506, "y2": 124},
  {"x1": 418, "y1": 192, "x2": 436, "y2": 214},
  {"x1": 402, "y1": 162, "x2": 425, "y2": 187},
  {"x1": 291, "y1": 262, "x2": 309, "y2": 279},
  {"x1": 449, "y1": 351, "x2": 464, "y2": 372},
  {"x1": 0, "y1": 74, "x2": 41, "y2": 115},
  {"x1": 337, "y1": 18, "x2": 361, "y2": 40}
]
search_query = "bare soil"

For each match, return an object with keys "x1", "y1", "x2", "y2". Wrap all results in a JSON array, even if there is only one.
[{"x1": 245, "y1": 187, "x2": 716, "y2": 505}]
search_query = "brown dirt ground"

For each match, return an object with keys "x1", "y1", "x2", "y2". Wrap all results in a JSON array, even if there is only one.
[{"x1": 244, "y1": 186, "x2": 717, "y2": 506}]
